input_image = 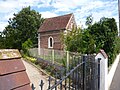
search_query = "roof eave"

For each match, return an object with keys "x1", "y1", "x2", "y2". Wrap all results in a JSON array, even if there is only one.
[
  {"x1": 38, "y1": 28, "x2": 66, "y2": 33},
  {"x1": 65, "y1": 13, "x2": 73, "y2": 29}
]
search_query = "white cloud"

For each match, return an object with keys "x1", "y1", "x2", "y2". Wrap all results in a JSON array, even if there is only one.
[
  {"x1": 41, "y1": 11, "x2": 58, "y2": 18},
  {"x1": 73, "y1": 0, "x2": 118, "y2": 28},
  {"x1": 0, "y1": 0, "x2": 40, "y2": 13},
  {"x1": 18, "y1": 0, "x2": 40, "y2": 7},
  {"x1": 50, "y1": 0, "x2": 80, "y2": 12},
  {"x1": 0, "y1": 0, "x2": 40, "y2": 31},
  {"x1": 4, "y1": 12, "x2": 15, "y2": 20},
  {"x1": 37, "y1": 0, "x2": 90, "y2": 12},
  {"x1": 0, "y1": 22, "x2": 8, "y2": 32},
  {"x1": 37, "y1": 0, "x2": 52, "y2": 8},
  {"x1": 0, "y1": 1, "x2": 18, "y2": 13},
  {"x1": 0, "y1": 0, "x2": 119, "y2": 31}
]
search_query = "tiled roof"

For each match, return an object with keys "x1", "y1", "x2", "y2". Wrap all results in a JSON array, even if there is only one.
[
  {"x1": 38, "y1": 13, "x2": 73, "y2": 32},
  {"x1": 0, "y1": 49, "x2": 31, "y2": 90},
  {"x1": 99, "y1": 49, "x2": 108, "y2": 59}
]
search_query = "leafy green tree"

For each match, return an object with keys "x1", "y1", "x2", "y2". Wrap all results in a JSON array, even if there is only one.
[
  {"x1": 0, "y1": 32, "x2": 5, "y2": 48},
  {"x1": 64, "y1": 17, "x2": 118, "y2": 66},
  {"x1": 88, "y1": 17, "x2": 118, "y2": 65},
  {"x1": 111, "y1": 36, "x2": 120, "y2": 65},
  {"x1": 63, "y1": 28, "x2": 83, "y2": 53},
  {"x1": 114, "y1": 37, "x2": 120, "y2": 54},
  {"x1": 3, "y1": 6, "x2": 44, "y2": 49},
  {"x1": 85, "y1": 15, "x2": 93, "y2": 26},
  {"x1": 22, "y1": 38, "x2": 33, "y2": 56},
  {"x1": 63, "y1": 27, "x2": 96, "y2": 54},
  {"x1": 82, "y1": 29, "x2": 96, "y2": 54},
  {"x1": 0, "y1": 32, "x2": 3, "y2": 48}
]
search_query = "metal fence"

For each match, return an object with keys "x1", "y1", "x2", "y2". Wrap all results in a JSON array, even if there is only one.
[
  {"x1": 28, "y1": 48, "x2": 81, "y2": 68},
  {"x1": 32, "y1": 55, "x2": 101, "y2": 90}
]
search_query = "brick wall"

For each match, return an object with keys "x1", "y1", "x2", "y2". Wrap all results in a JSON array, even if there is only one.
[
  {"x1": 38, "y1": 14, "x2": 76, "y2": 50},
  {"x1": 40, "y1": 30, "x2": 64, "y2": 50}
]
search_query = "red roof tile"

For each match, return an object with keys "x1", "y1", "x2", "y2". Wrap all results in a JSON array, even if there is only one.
[
  {"x1": 0, "y1": 59, "x2": 25, "y2": 75},
  {"x1": 38, "y1": 13, "x2": 73, "y2": 32},
  {"x1": 99, "y1": 49, "x2": 108, "y2": 59},
  {"x1": 0, "y1": 71, "x2": 30, "y2": 90},
  {"x1": 0, "y1": 49, "x2": 31, "y2": 90}
]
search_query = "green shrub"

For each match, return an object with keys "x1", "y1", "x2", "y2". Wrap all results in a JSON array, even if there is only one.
[
  {"x1": 23, "y1": 55, "x2": 37, "y2": 63},
  {"x1": 22, "y1": 38, "x2": 33, "y2": 56}
]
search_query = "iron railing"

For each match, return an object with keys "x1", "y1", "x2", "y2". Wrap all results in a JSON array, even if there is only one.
[{"x1": 32, "y1": 55, "x2": 100, "y2": 90}]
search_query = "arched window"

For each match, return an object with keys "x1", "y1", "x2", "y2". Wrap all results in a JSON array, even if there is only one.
[{"x1": 48, "y1": 36, "x2": 54, "y2": 48}]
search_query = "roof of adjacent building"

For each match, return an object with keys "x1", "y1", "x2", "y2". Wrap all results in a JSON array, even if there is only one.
[
  {"x1": 0, "y1": 49, "x2": 21, "y2": 59},
  {"x1": 38, "y1": 13, "x2": 73, "y2": 33},
  {"x1": 0, "y1": 49, "x2": 31, "y2": 90}
]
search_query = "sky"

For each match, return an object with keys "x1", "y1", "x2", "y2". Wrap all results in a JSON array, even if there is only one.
[{"x1": 0, "y1": 0, "x2": 119, "y2": 32}]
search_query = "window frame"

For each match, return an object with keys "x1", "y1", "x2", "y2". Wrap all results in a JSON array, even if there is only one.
[{"x1": 48, "y1": 36, "x2": 54, "y2": 48}]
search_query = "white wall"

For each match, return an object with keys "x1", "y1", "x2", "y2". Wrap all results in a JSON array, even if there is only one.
[
  {"x1": 107, "y1": 54, "x2": 120, "y2": 89},
  {"x1": 95, "y1": 53, "x2": 120, "y2": 90}
]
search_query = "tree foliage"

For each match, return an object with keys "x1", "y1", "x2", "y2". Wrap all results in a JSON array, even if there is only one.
[
  {"x1": 0, "y1": 32, "x2": 4, "y2": 48},
  {"x1": 63, "y1": 28, "x2": 96, "y2": 54},
  {"x1": 114, "y1": 37, "x2": 120, "y2": 54},
  {"x1": 0, "y1": 32, "x2": 7, "y2": 48},
  {"x1": 88, "y1": 17, "x2": 118, "y2": 65},
  {"x1": 22, "y1": 38, "x2": 33, "y2": 56},
  {"x1": 85, "y1": 15, "x2": 93, "y2": 26},
  {"x1": 1, "y1": 6, "x2": 44, "y2": 49},
  {"x1": 64, "y1": 16, "x2": 118, "y2": 66}
]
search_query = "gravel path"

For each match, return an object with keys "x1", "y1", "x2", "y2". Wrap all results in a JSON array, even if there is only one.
[{"x1": 22, "y1": 60, "x2": 49, "y2": 90}]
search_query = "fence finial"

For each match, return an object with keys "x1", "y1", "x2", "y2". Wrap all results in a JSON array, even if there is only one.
[
  {"x1": 31, "y1": 83, "x2": 35, "y2": 90},
  {"x1": 39, "y1": 80, "x2": 44, "y2": 90}
]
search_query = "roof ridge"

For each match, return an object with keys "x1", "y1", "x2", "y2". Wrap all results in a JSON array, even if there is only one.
[{"x1": 45, "y1": 13, "x2": 73, "y2": 19}]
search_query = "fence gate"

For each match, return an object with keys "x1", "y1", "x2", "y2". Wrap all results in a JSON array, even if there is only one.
[{"x1": 37, "y1": 55, "x2": 100, "y2": 90}]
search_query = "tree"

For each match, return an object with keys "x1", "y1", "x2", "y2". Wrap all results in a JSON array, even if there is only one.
[
  {"x1": 88, "y1": 17, "x2": 118, "y2": 65},
  {"x1": 85, "y1": 15, "x2": 93, "y2": 26},
  {"x1": 3, "y1": 6, "x2": 44, "y2": 50},
  {"x1": 0, "y1": 32, "x2": 3, "y2": 48},
  {"x1": 0, "y1": 32, "x2": 6, "y2": 48},
  {"x1": 63, "y1": 28, "x2": 83, "y2": 53},
  {"x1": 64, "y1": 17, "x2": 118, "y2": 66},
  {"x1": 63, "y1": 27, "x2": 96, "y2": 54},
  {"x1": 82, "y1": 29, "x2": 96, "y2": 54},
  {"x1": 114, "y1": 37, "x2": 120, "y2": 54},
  {"x1": 22, "y1": 38, "x2": 33, "y2": 56}
]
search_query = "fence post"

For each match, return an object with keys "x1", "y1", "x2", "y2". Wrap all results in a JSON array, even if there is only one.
[
  {"x1": 98, "y1": 58, "x2": 101, "y2": 90},
  {"x1": 48, "y1": 76, "x2": 51, "y2": 90},
  {"x1": 39, "y1": 80, "x2": 44, "y2": 90},
  {"x1": 38, "y1": 33, "x2": 41, "y2": 55},
  {"x1": 67, "y1": 51, "x2": 69, "y2": 71},
  {"x1": 31, "y1": 83, "x2": 35, "y2": 90},
  {"x1": 43, "y1": 48, "x2": 45, "y2": 59},
  {"x1": 52, "y1": 49, "x2": 55, "y2": 64},
  {"x1": 83, "y1": 55, "x2": 86, "y2": 90}
]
